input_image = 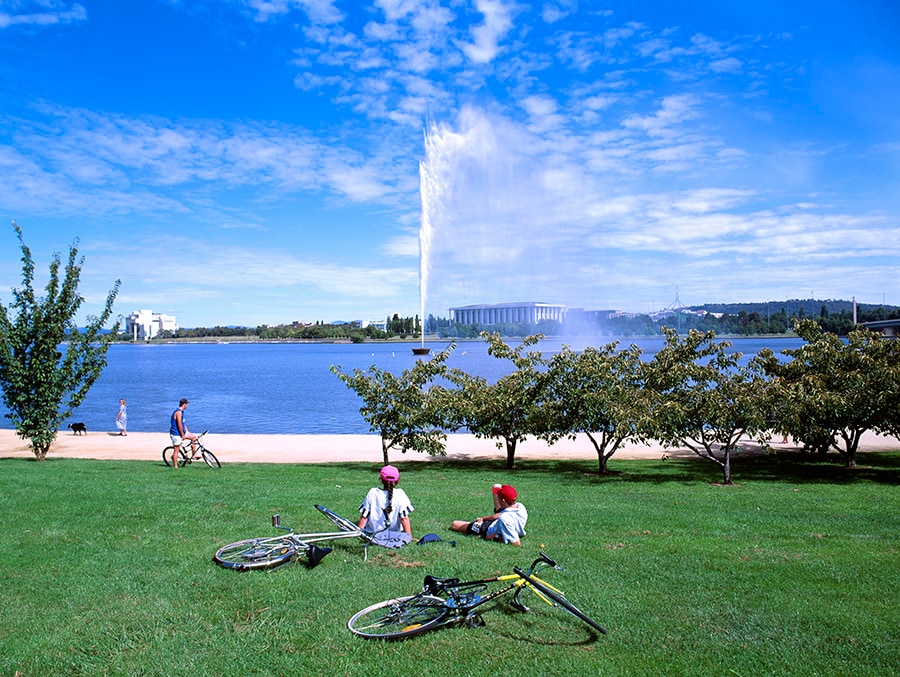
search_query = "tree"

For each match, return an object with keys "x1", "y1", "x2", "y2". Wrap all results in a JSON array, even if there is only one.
[
  {"x1": 0, "y1": 222, "x2": 121, "y2": 460},
  {"x1": 643, "y1": 327, "x2": 771, "y2": 484},
  {"x1": 541, "y1": 341, "x2": 650, "y2": 474},
  {"x1": 330, "y1": 345, "x2": 455, "y2": 464},
  {"x1": 445, "y1": 332, "x2": 548, "y2": 469},
  {"x1": 760, "y1": 319, "x2": 898, "y2": 467}
]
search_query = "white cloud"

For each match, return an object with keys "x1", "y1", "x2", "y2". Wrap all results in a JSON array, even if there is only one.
[
  {"x1": 244, "y1": 0, "x2": 343, "y2": 24},
  {"x1": 622, "y1": 95, "x2": 700, "y2": 137},
  {"x1": 458, "y1": 0, "x2": 516, "y2": 64},
  {"x1": 709, "y1": 56, "x2": 742, "y2": 73},
  {"x1": 0, "y1": 0, "x2": 85, "y2": 28}
]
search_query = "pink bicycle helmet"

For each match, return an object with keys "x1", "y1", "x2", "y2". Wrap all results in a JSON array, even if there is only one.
[{"x1": 380, "y1": 465, "x2": 400, "y2": 482}]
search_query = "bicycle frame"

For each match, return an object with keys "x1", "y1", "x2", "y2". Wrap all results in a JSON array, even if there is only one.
[
  {"x1": 214, "y1": 506, "x2": 412, "y2": 571},
  {"x1": 178, "y1": 429, "x2": 205, "y2": 450},
  {"x1": 426, "y1": 553, "x2": 565, "y2": 619},
  {"x1": 271, "y1": 512, "x2": 365, "y2": 548},
  {"x1": 347, "y1": 552, "x2": 606, "y2": 638},
  {"x1": 164, "y1": 430, "x2": 221, "y2": 468}
]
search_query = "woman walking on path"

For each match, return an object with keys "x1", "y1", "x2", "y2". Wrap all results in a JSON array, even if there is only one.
[{"x1": 115, "y1": 399, "x2": 127, "y2": 436}]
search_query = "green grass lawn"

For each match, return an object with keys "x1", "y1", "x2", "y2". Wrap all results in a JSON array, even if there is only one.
[{"x1": 1, "y1": 452, "x2": 898, "y2": 676}]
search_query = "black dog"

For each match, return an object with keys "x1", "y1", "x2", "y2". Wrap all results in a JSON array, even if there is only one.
[{"x1": 68, "y1": 422, "x2": 87, "y2": 435}]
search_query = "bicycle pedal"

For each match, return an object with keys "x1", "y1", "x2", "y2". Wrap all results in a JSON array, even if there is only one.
[{"x1": 465, "y1": 613, "x2": 486, "y2": 628}]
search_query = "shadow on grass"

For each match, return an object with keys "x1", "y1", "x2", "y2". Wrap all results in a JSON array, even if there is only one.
[
  {"x1": 341, "y1": 451, "x2": 900, "y2": 487},
  {"x1": 4, "y1": 450, "x2": 897, "y2": 487}
]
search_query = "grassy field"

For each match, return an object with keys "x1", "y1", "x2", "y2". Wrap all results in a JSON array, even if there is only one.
[{"x1": 1, "y1": 452, "x2": 898, "y2": 676}]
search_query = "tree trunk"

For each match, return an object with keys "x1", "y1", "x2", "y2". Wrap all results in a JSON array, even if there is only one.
[
  {"x1": 505, "y1": 437, "x2": 517, "y2": 469},
  {"x1": 844, "y1": 440, "x2": 859, "y2": 468},
  {"x1": 586, "y1": 433, "x2": 608, "y2": 474},
  {"x1": 381, "y1": 437, "x2": 390, "y2": 465},
  {"x1": 721, "y1": 448, "x2": 732, "y2": 484}
]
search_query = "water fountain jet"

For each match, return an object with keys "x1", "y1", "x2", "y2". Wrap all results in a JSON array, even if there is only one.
[{"x1": 413, "y1": 122, "x2": 442, "y2": 356}]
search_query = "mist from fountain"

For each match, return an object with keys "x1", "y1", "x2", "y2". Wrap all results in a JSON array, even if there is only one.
[{"x1": 416, "y1": 108, "x2": 614, "y2": 345}]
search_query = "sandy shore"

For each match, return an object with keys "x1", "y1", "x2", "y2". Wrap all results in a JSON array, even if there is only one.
[{"x1": 2, "y1": 428, "x2": 897, "y2": 464}]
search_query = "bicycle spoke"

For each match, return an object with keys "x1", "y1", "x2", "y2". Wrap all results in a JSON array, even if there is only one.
[
  {"x1": 348, "y1": 595, "x2": 448, "y2": 639},
  {"x1": 214, "y1": 537, "x2": 297, "y2": 570}
]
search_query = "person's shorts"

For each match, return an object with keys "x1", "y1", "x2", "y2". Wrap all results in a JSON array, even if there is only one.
[
  {"x1": 170, "y1": 434, "x2": 183, "y2": 446},
  {"x1": 467, "y1": 517, "x2": 497, "y2": 538}
]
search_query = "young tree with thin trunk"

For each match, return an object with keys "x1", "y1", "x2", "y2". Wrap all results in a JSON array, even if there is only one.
[
  {"x1": 759, "y1": 319, "x2": 898, "y2": 468},
  {"x1": 445, "y1": 332, "x2": 548, "y2": 470},
  {"x1": 540, "y1": 341, "x2": 650, "y2": 474},
  {"x1": 330, "y1": 345, "x2": 455, "y2": 465},
  {"x1": 643, "y1": 327, "x2": 770, "y2": 484},
  {"x1": 0, "y1": 222, "x2": 121, "y2": 460}
]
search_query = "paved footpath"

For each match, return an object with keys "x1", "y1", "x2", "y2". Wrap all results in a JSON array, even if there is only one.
[{"x1": 2, "y1": 428, "x2": 897, "y2": 464}]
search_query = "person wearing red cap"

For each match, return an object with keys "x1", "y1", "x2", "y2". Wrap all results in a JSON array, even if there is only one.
[
  {"x1": 450, "y1": 483, "x2": 528, "y2": 545},
  {"x1": 357, "y1": 464, "x2": 414, "y2": 540}
]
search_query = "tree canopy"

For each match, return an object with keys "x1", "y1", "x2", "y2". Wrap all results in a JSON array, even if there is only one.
[
  {"x1": 542, "y1": 341, "x2": 649, "y2": 474},
  {"x1": 0, "y1": 222, "x2": 121, "y2": 460},
  {"x1": 445, "y1": 332, "x2": 548, "y2": 469},
  {"x1": 759, "y1": 319, "x2": 900, "y2": 467},
  {"x1": 330, "y1": 344, "x2": 455, "y2": 464},
  {"x1": 642, "y1": 328, "x2": 771, "y2": 484}
]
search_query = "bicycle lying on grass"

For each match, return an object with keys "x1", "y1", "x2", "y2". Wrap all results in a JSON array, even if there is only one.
[
  {"x1": 162, "y1": 430, "x2": 220, "y2": 468},
  {"x1": 213, "y1": 505, "x2": 410, "y2": 571},
  {"x1": 348, "y1": 552, "x2": 606, "y2": 639}
]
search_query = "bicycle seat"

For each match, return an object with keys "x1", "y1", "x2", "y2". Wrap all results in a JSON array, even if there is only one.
[
  {"x1": 423, "y1": 575, "x2": 458, "y2": 592},
  {"x1": 306, "y1": 545, "x2": 332, "y2": 568}
]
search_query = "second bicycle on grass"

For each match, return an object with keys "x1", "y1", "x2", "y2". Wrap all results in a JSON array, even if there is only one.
[
  {"x1": 213, "y1": 504, "x2": 410, "y2": 571},
  {"x1": 162, "y1": 430, "x2": 220, "y2": 468},
  {"x1": 347, "y1": 552, "x2": 606, "y2": 639}
]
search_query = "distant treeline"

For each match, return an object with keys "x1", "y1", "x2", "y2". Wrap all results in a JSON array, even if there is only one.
[
  {"x1": 116, "y1": 314, "x2": 422, "y2": 342},
  {"x1": 427, "y1": 299, "x2": 900, "y2": 338},
  {"x1": 116, "y1": 300, "x2": 899, "y2": 342}
]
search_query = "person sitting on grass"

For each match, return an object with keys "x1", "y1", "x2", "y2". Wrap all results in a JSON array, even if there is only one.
[
  {"x1": 358, "y1": 464, "x2": 413, "y2": 543},
  {"x1": 450, "y1": 484, "x2": 527, "y2": 546}
]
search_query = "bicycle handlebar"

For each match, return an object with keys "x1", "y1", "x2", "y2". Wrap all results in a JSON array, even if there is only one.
[
  {"x1": 530, "y1": 552, "x2": 561, "y2": 573},
  {"x1": 270, "y1": 514, "x2": 293, "y2": 533}
]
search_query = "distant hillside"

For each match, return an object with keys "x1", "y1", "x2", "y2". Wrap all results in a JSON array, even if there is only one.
[{"x1": 690, "y1": 298, "x2": 900, "y2": 317}]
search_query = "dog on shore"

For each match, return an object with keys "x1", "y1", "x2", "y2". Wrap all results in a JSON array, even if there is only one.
[{"x1": 68, "y1": 422, "x2": 87, "y2": 435}]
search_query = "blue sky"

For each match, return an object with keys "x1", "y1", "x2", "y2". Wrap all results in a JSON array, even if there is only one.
[{"x1": 1, "y1": 1, "x2": 898, "y2": 328}]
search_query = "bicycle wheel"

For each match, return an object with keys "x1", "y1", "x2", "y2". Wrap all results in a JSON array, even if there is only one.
[
  {"x1": 201, "y1": 449, "x2": 221, "y2": 468},
  {"x1": 514, "y1": 568, "x2": 606, "y2": 634},
  {"x1": 348, "y1": 595, "x2": 449, "y2": 639},
  {"x1": 162, "y1": 446, "x2": 188, "y2": 467},
  {"x1": 214, "y1": 537, "x2": 297, "y2": 571},
  {"x1": 315, "y1": 504, "x2": 359, "y2": 533}
]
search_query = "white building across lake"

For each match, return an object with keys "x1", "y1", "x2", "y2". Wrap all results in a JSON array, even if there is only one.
[
  {"x1": 450, "y1": 302, "x2": 567, "y2": 326},
  {"x1": 125, "y1": 309, "x2": 178, "y2": 340}
]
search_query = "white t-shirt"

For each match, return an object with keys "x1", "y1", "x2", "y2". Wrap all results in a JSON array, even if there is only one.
[
  {"x1": 486, "y1": 503, "x2": 528, "y2": 544},
  {"x1": 358, "y1": 487, "x2": 414, "y2": 533}
]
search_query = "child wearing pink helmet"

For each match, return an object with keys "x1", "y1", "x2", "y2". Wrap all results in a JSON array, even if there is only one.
[{"x1": 357, "y1": 464, "x2": 414, "y2": 540}]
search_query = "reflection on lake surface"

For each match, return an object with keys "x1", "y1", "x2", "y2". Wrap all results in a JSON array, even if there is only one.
[{"x1": 0, "y1": 337, "x2": 804, "y2": 435}]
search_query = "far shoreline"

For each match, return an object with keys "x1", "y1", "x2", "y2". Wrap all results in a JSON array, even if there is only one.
[
  {"x1": 105, "y1": 333, "x2": 802, "y2": 346},
  {"x1": 2, "y1": 428, "x2": 897, "y2": 465}
]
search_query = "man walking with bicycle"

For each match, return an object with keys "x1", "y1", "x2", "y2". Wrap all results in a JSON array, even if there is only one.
[{"x1": 169, "y1": 398, "x2": 198, "y2": 468}]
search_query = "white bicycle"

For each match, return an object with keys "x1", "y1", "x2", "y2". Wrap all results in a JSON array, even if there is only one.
[{"x1": 213, "y1": 504, "x2": 410, "y2": 571}]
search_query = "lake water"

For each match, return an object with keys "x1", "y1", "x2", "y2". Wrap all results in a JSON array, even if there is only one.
[{"x1": 0, "y1": 337, "x2": 804, "y2": 435}]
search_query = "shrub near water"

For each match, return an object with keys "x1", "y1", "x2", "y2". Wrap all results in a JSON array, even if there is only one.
[{"x1": 1, "y1": 455, "x2": 898, "y2": 676}]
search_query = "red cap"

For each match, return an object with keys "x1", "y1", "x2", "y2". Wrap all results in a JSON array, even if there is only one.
[{"x1": 495, "y1": 484, "x2": 517, "y2": 503}]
